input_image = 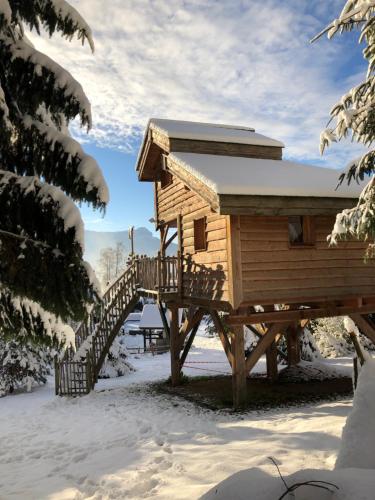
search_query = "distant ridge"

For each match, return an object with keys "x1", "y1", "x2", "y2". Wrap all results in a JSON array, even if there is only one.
[{"x1": 84, "y1": 227, "x2": 177, "y2": 269}]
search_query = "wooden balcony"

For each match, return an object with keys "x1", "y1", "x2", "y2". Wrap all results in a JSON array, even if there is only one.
[{"x1": 134, "y1": 253, "x2": 228, "y2": 307}]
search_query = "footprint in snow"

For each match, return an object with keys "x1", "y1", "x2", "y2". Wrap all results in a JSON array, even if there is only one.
[
  {"x1": 72, "y1": 451, "x2": 88, "y2": 463},
  {"x1": 154, "y1": 436, "x2": 164, "y2": 447}
]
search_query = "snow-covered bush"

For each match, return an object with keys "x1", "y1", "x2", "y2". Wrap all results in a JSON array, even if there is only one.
[
  {"x1": 300, "y1": 327, "x2": 323, "y2": 362},
  {"x1": 311, "y1": 317, "x2": 352, "y2": 357},
  {"x1": 98, "y1": 336, "x2": 134, "y2": 379},
  {"x1": 311, "y1": 316, "x2": 374, "y2": 358},
  {"x1": 0, "y1": 338, "x2": 53, "y2": 397}
]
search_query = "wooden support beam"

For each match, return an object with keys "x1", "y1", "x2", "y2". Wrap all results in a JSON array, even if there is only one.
[
  {"x1": 227, "y1": 304, "x2": 375, "y2": 326},
  {"x1": 180, "y1": 319, "x2": 202, "y2": 368},
  {"x1": 158, "y1": 301, "x2": 170, "y2": 340},
  {"x1": 165, "y1": 231, "x2": 178, "y2": 250},
  {"x1": 231, "y1": 325, "x2": 247, "y2": 409},
  {"x1": 178, "y1": 307, "x2": 205, "y2": 351},
  {"x1": 266, "y1": 341, "x2": 278, "y2": 381},
  {"x1": 286, "y1": 324, "x2": 301, "y2": 366},
  {"x1": 210, "y1": 309, "x2": 233, "y2": 366},
  {"x1": 177, "y1": 214, "x2": 183, "y2": 254},
  {"x1": 245, "y1": 322, "x2": 291, "y2": 374},
  {"x1": 169, "y1": 305, "x2": 181, "y2": 386},
  {"x1": 160, "y1": 222, "x2": 171, "y2": 256},
  {"x1": 350, "y1": 314, "x2": 375, "y2": 344},
  {"x1": 246, "y1": 324, "x2": 287, "y2": 361}
]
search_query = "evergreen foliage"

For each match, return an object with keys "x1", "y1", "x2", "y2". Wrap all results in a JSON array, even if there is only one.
[
  {"x1": 313, "y1": 1, "x2": 375, "y2": 253},
  {"x1": 311, "y1": 316, "x2": 374, "y2": 357},
  {"x1": 0, "y1": 1, "x2": 108, "y2": 343},
  {"x1": 0, "y1": 336, "x2": 53, "y2": 397},
  {"x1": 98, "y1": 336, "x2": 134, "y2": 379}
]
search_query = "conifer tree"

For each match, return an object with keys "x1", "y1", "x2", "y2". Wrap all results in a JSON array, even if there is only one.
[
  {"x1": 0, "y1": 336, "x2": 54, "y2": 397},
  {"x1": 0, "y1": 1, "x2": 108, "y2": 345},
  {"x1": 313, "y1": 2, "x2": 375, "y2": 254}
]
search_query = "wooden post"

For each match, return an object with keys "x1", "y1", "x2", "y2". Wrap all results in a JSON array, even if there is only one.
[
  {"x1": 169, "y1": 304, "x2": 181, "y2": 386},
  {"x1": 286, "y1": 324, "x2": 301, "y2": 366},
  {"x1": 353, "y1": 357, "x2": 359, "y2": 389},
  {"x1": 266, "y1": 340, "x2": 278, "y2": 381},
  {"x1": 177, "y1": 214, "x2": 183, "y2": 298},
  {"x1": 54, "y1": 355, "x2": 59, "y2": 396},
  {"x1": 231, "y1": 325, "x2": 247, "y2": 409},
  {"x1": 143, "y1": 331, "x2": 147, "y2": 353},
  {"x1": 348, "y1": 330, "x2": 366, "y2": 366}
]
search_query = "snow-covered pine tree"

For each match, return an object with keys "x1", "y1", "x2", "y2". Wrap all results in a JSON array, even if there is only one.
[
  {"x1": 98, "y1": 336, "x2": 134, "y2": 379},
  {"x1": 0, "y1": 1, "x2": 108, "y2": 344},
  {"x1": 0, "y1": 336, "x2": 53, "y2": 397},
  {"x1": 313, "y1": 2, "x2": 375, "y2": 253}
]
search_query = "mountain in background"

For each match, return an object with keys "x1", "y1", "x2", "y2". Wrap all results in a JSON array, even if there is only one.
[{"x1": 84, "y1": 227, "x2": 177, "y2": 269}]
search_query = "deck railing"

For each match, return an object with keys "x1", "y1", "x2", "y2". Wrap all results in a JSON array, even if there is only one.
[{"x1": 136, "y1": 252, "x2": 181, "y2": 294}]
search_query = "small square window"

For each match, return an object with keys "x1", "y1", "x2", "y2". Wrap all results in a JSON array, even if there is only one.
[
  {"x1": 160, "y1": 169, "x2": 173, "y2": 189},
  {"x1": 288, "y1": 216, "x2": 315, "y2": 247},
  {"x1": 194, "y1": 217, "x2": 207, "y2": 252}
]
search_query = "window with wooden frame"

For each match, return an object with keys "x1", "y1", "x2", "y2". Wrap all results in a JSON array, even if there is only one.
[
  {"x1": 288, "y1": 216, "x2": 315, "y2": 247},
  {"x1": 194, "y1": 217, "x2": 207, "y2": 252},
  {"x1": 160, "y1": 169, "x2": 173, "y2": 189}
]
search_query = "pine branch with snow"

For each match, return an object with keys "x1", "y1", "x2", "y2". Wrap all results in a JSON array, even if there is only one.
[
  {"x1": 314, "y1": 1, "x2": 375, "y2": 250},
  {"x1": 0, "y1": 1, "x2": 108, "y2": 342},
  {"x1": 0, "y1": 287, "x2": 75, "y2": 346}
]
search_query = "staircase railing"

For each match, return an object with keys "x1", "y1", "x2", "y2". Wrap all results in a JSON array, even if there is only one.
[
  {"x1": 55, "y1": 260, "x2": 139, "y2": 395},
  {"x1": 55, "y1": 254, "x2": 183, "y2": 396}
]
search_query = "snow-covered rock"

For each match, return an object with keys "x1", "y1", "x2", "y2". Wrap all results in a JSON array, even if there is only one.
[{"x1": 201, "y1": 467, "x2": 375, "y2": 500}]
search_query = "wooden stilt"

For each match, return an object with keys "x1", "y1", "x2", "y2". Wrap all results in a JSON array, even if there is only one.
[
  {"x1": 286, "y1": 324, "x2": 301, "y2": 366},
  {"x1": 266, "y1": 340, "x2": 278, "y2": 381},
  {"x1": 231, "y1": 325, "x2": 247, "y2": 409},
  {"x1": 169, "y1": 305, "x2": 181, "y2": 386}
]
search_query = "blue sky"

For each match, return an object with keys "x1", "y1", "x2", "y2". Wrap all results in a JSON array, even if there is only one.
[{"x1": 30, "y1": 0, "x2": 368, "y2": 233}]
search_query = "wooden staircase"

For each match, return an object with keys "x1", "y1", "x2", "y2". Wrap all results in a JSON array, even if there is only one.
[
  {"x1": 55, "y1": 262, "x2": 139, "y2": 396},
  {"x1": 55, "y1": 255, "x2": 180, "y2": 396}
]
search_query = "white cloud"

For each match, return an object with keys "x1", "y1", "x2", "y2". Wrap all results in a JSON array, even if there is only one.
[{"x1": 29, "y1": 0, "x2": 366, "y2": 167}]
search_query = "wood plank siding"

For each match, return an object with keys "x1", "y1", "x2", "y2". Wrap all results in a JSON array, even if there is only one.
[
  {"x1": 238, "y1": 215, "x2": 375, "y2": 306},
  {"x1": 156, "y1": 173, "x2": 230, "y2": 302}
]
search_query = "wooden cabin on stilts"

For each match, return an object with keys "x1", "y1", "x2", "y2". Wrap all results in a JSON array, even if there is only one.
[
  {"x1": 136, "y1": 118, "x2": 375, "y2": 408},
  {"x1": 56, "y1": 118, "x2": 375, "y2": 409}
]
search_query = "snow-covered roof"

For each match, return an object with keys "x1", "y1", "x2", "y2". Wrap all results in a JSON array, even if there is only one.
[
  {"x1": 149, "y1": 118, "x2": 284, "y2": 148},
  {"x1": 139, "y1": 304, "x2": 183, "y2": 329},
  {"x1": 169, "y1": 153, "x2": 364, "y2": 198}
]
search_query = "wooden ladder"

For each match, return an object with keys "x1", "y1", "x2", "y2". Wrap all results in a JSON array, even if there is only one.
[{"x1": 55, "y1": 261, "x2": 139, "y2": 396}]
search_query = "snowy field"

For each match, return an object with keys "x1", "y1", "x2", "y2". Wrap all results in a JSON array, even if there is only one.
[{"x1": 0, "y1": 334, "x2": 355, "y2": 500}]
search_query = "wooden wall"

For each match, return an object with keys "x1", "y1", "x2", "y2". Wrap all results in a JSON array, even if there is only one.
[
  {"x1": 156, "y1": 174, "x2": 230, "y2": 302},
  {"x1": 239, "y1": 215, "x2": 375, "y2": 306}
]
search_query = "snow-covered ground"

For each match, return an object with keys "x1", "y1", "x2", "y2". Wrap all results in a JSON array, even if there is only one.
[{"x1": 0, "y1": 335, "x2": 355, "y2": 499}]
